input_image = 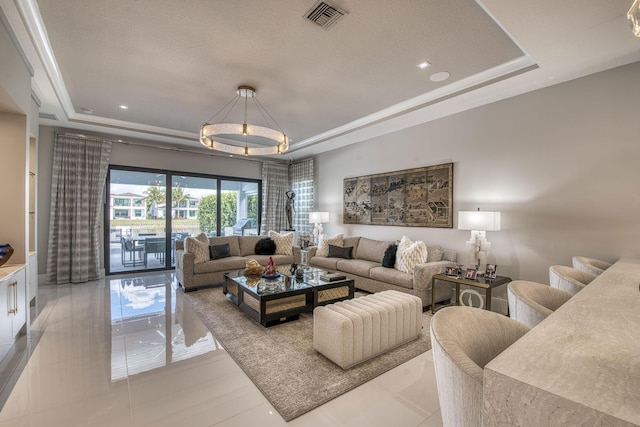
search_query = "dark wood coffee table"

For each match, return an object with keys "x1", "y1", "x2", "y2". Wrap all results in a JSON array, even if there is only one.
[{"x1": 223, "y1": 268, "x2": 354, "y2": 327}]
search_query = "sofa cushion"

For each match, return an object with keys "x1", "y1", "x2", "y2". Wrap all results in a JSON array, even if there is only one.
[
  {"x1": 337, "y1": 259, "x2": 379, "y2": 277},
  {"x1": 193, "y1": 256, "x2": 247, "y2": 274},
  {"x1": 268, "y1": 231, "x2": 294, "y2": 255},
  {"x1": 382, "y1": 244, "x2": 398, "y2": 268},
  {"x1": 254, "y1": 238, "x2": 276, "y2": 255},
  {"x1": 195, "y1": 233, "x2": 209, "y2": 243},
  {"x1": 369, "y1": 266, "x2": 414, "y2": 290},
  {"x1": 311, "y1": 256, "x2": 340, "y2": 270},
  {"x1": 356, "y1": 237, "x2": 394, "y2": 263},
  {"x1": 209, "y1": 243, "x2": 231, "y2": 259},
  {"x1": 208, "y1": 236, "x2": 241, "y2": 256},
  {"x1": 185, "y1": 237, "x2": 210, "y2": 264},
  {"x1": 395, "y1": 236, "x2": 428, "y2": 274},
  {"x1": 342, "y1": 237, "x2": 361, "y2": 254},
  {"x1": 238, "y1": 235, "x2": 262, "y2": 256},
  {"x1": 317, "y1": 234, "x2": 344, "y2": 257},
  {"x1": 426, "y1": 245, "x2": 444, "y2": 262},
  {"x1": 328, "y1": 245, "x2": 353, "y2": 259}
]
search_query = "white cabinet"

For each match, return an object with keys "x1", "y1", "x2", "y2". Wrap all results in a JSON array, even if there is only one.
[{"x1": 0, "y1": 265, "x2": 27, "y2": 357}]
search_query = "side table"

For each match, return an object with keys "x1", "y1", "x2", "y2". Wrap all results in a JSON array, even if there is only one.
[{"x1": 431, "y1": 274, "x2": 512, "y2": 314}]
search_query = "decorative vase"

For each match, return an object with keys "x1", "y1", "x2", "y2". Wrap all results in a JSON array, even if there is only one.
[{"x1": 0, "y1": 244, "x2": 14, "y2": 267}]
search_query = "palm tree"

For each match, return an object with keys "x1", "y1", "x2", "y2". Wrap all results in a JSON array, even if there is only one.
[
  {"x1": 171, "y1": 184, "x2": 191, "y2": 218},
  {"x1": 143, "y1": 186, "x2": 165, "y2": 218}
]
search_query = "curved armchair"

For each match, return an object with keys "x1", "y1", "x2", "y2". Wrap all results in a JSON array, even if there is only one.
[
  {"x1": 507, "y1": 280, "x2": 572, "y2": 328},
  {"x1": 549, "y1": 265, "x2": 597, "y2": 295},
  {"x1": 572, "y1": 256, "x2": 612, "y2": 276},
  {"x1": 430, "y1": 306, "x2": 530, "y2": 427}
]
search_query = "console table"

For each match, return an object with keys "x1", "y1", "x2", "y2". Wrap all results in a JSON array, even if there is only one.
[
  {"x1": 483, "y1": 258, "x2": 640, "y2": 426},
  {"x1": 431, "y1": 273, "x2": 511, "y2": 314}
]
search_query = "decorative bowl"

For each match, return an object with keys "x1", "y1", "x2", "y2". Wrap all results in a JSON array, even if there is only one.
[{"x1": 0, "y1": 244, "x2": 14, "y2": 267}]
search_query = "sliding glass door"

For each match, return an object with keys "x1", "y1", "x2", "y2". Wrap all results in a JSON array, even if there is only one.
[{"x1": 106, "y1": 167, "x2": 261, "y2": 274}]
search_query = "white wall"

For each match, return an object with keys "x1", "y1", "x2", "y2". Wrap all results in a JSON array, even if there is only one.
[
  {"x1": 37, "y1": 127, "x2": 266, "y2": 273},
  {"x1": 315, "y1": 61, "x2": 640, "y2": 285}
]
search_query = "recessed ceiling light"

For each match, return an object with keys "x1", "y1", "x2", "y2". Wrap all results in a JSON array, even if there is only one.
[
  {"x1": 118, "y1": 104, "x2": 129, "y2": 110},
  {"x1": 430, "y1": 71, "x2": 451, "y2": 82},
  {"x1": 417, "y1": 61, "x2": 431, "y2": 69}
]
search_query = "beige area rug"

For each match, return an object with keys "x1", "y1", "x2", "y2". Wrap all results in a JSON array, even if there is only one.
[{"x1": 183, "y1": 286, "x2": 433, "y2": 421}]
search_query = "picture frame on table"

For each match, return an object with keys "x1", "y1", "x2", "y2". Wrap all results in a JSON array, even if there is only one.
[
  {"x1": 445, "y1": 266, "x2": 458, "y2": 276},
  {"x1": 465, "y1": 268, "x2": 478, "y2": 280},
  {"x1": 485, "y1": 264, "x2": 497, "y2": 279}
]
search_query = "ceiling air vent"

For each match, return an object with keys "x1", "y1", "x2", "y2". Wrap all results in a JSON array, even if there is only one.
[
  {"x1": 305, "y1": 1, "x2": 347, "y2": 30},
  {"x1": 39, "y1": 112, "x2": 58, "y2": 120}
]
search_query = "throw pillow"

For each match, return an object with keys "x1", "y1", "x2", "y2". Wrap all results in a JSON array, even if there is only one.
[
  {"x1": 268, "y1": 230, "x2": 294, "y2": 255},
  {"x1": 195, "y1": 232, "x2": 209, "y2": 243},
  {"x1": 328, "y1": 244, "x2": 353, "y2": 259},
  {"x1": 209, "y1": 243, "x2": 231, "y2": 259},
  {"x1": 427, "y1": 245, "x2": 444, "y2": 263},
  {"x1": 316, "y1": 233, "x2": 343, "y2": 257},
  {"x1": 255, "y1": 238, "x2": 276, "y2": 255},
  {"x1": 395, "y1": 236, "x2": 428, "y2": 274},
  {"x1": 184, "y1": 237, "x2": 210, "y2": 264},
  {"x1": 382, "y1": 244, "x2": 398, "y2": 268}
]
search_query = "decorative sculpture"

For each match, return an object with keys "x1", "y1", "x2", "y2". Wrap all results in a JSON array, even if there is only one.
[
  {"x1": 265, "y1": 256, "x2": 277, "y2": 277},
  {"x1": 285, "y1": 190, "x2": 296, "y2": 230}
]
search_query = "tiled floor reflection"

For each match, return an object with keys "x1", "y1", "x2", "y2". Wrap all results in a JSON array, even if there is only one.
[{"x1": 0, "y1": 272, "x2": 442, "y2": 426}]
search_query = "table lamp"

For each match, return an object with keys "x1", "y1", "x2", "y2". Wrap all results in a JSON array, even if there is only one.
[
  {"x1": 308, "y1": 211, "x2": 329, "y2": 245},
  {"x1": 457, "y1": 209, "x2": 501, "y2": 269}
]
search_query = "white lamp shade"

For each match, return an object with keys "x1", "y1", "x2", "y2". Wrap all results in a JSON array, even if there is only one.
[
  {"x1": 309, "y1": 211, "x2": 329, "y2": 224},
  {"x1": 457, "y1": 211, "x2": 501, "y2": 231}
]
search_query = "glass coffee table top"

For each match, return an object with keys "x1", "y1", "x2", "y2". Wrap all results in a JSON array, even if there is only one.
[{"x1": 224, "y1": 266, "x2": 342, "y2": 296}]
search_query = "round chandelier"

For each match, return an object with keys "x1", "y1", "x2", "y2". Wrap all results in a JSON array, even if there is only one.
[{"x1": 200, "y1": 85, "x2": 289, "y2": 156}]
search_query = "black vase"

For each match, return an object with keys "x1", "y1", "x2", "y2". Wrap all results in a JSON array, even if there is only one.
[{"x1": 0, "y1": 244, "x2": 14, "y2": 267}]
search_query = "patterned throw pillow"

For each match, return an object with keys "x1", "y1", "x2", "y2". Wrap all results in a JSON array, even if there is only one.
[
  {"x1": 185, "y1": 237, "x2": 210, "y2": 264},
  {"x1": 395, "y1": 236, "x2": 428, "y2": 274},
  {"x1": 316, "y1": 233, "x2": 343, "y2": 257},
  {"x1": 195, "y1": 232, "x2": 209, "y2": 243},
  {"x1": 268, "y1": 231, "x2": 294, "y2": 255}
]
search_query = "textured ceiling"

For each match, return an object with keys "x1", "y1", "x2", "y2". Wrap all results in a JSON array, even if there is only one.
[{"x1": 3, "y1": 0, "x2": 638, "y2": 159}]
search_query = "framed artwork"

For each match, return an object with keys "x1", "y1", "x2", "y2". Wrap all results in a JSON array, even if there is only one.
[
  {"x1": 465, "y1": 268, "x2": 478, "y2": 280},
  {"x1": 485, "y1": 264, "x2": 497, "y2": 279},
  {"x1": 343, "y1": 163, "x2": 453, "y2": 228}
]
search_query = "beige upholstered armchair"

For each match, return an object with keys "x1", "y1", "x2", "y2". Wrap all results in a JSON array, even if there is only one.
[
  {"x1": 507, "y1": 280, "x2": 573, "y2": 328},
  {"x1": 572, "y1": 256, "x2": 612, "y2": 276},
  {"x1": 549, "y1": 265, "x2": 597, "y2": 295},
  {"x1": 430, "y1": 306, "x2": 530, "y2": 427}
]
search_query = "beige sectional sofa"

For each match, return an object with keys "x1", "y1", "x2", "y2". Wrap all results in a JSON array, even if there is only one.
[
  {"x1": 175, "y1": 235, "x2": 301, "y2": 291},
  {"x1": 308, "y1": 236, "x2": 456, "y2": 309}
]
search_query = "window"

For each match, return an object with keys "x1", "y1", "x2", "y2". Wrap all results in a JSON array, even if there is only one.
[
  {"x1": 107, "y1": 166, "x2": 261, "y2": 274},
  {"x1": 114, "y1": 209, "x2": 129, "y2": 219}
]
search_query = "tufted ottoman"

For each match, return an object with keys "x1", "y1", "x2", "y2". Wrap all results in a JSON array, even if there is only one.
[{"x1": 313, "y1": 290, "x2": 423, "y2": 369}]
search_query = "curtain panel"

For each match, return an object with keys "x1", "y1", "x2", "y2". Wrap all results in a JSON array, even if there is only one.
[
  {"x1": 289, "y1": 159, "x2": 314, "y2": 237},
  {"x1": 260, "y1": 162, "x2": 289, "y2": 234},
  {"x1": 46, "y1": 133, "x2": 112, "y2": 284}
]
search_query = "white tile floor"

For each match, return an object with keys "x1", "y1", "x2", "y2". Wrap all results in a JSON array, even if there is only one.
[{"x1": 0, "y1": 272, "x2": 443, "y2": 426}]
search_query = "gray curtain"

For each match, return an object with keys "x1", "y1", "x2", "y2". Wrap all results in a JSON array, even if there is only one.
[
  {"x1": 261, "y1": 162, "x2": 289, "y2": 234},
  {"x1": 46, "y1": 133, "x2": 112, "y2": 284},
  {"x1": 289, "y1": 158, "x2": 314, "y2": 236}
]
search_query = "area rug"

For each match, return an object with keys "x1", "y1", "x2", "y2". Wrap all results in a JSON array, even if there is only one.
[{"x1": 183, "y1": 287, "x2": 433, "y2": 421}]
